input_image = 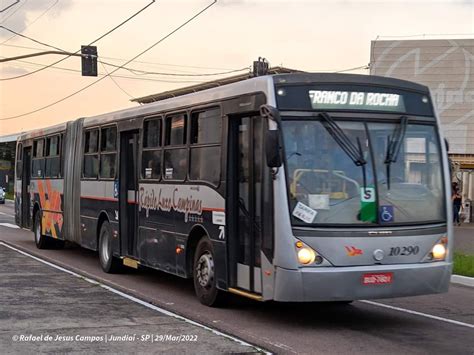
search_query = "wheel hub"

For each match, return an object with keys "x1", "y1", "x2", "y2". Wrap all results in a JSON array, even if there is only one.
[{"x1": 196, "y1": 252, "x2": 214, "y2": 288}]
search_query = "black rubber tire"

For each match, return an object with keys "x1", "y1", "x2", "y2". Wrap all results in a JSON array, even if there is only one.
[
  {"x1": 34, "y1": 212, "x2": 51, "y2": 249},
  {"x1": 98, "y1": 221, "x2": 122, "y2": 273},
  {"x1": 193, "y1": 237, "x2": 223, "y2": 307}
]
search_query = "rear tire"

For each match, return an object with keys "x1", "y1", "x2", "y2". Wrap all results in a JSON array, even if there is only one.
[
  {"x1": 193, "y1": 237, "x2": 223, "y2": 307},
  {"x1": 34, "y1": 212, "x2": 51, "y2": 249},
  {"x1": 98, "y1": 221, "x2": 122, "y2": 273}
]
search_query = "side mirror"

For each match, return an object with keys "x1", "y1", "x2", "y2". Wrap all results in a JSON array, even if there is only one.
[{"x1": 265, "y1": 130, "x2": 282, "y2": 168}]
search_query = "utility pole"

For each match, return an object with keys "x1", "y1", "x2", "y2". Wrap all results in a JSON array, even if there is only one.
[{"x1": 0, "y1": 45, "x2": 98, "y2": 76}]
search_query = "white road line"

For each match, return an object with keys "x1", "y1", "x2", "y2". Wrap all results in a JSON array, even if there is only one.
[
  {"x1": 361, "y1": 300, "x2": 474, "y2": 329},
  {"x1": 0, "y1": 223, "x2": 19, "y2": 229},
  {"x1": 0, "y1": 212, "x2": 15, "y2": 217},
  {"x1": 0, "y1": 242, "x2": 271, "y2": 355}
]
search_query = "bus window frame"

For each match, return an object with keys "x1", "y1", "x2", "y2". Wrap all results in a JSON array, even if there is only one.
[
  {"x1": 98, "y1": 124, "x2": 118, "y2": 181},
  {"x1": 32, "y1": 137, "x2": 45, "y2": 179},
  {"x1": 188, "y1": 106, "x2": 222, "y2": 188},
  {"x1": 16, "y1": 142, "x2": 23, "y2": 180},
  {"x1": 82, "y1": 127, "x2": 100, "y2": 180},
  {"x1": 44, "y1": 134, "x2": 61, "y2": 179},
  {"x1": 163, "y1": 111, "x2": 189, "y2": 182},
  {"x1": 140, "y1": 115, "x2": 163, "y2": 182}
]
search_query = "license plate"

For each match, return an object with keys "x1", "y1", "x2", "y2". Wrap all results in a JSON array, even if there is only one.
[{"x1": 362, "y1": 272, "x2": 393, "y2": 285}]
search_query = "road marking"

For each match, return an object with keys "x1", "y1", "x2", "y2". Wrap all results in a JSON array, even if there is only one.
[
  {"x1": 361, "y1": 300, "x2": 474, "y2": 329},
  {"x1": 0, "y1": 223, "x2": 19, "y2": 229},
  {"x1": 0, "y1": 242, "x2": 271, "y2": 355},
  {"x1": 0, "y1": 212, "x2": 14, "y2": 217}
]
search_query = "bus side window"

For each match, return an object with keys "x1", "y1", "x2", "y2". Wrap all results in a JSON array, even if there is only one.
[
  {"x1": 45, "y1": 135, "x2": 60, "y2": 178},
  {"x1": 16, "y1": 143, "x2": 23, "y2": 179},
  {"x1": 142, "y1": 117, "x2": 162, "y2": 180},
  {"x1": 99, "y1": 126, "x2": 117, "y2": 179},
  {"x1": 83, "y1": 129, "x2": 99, "y2": 179},
  {"x1": 164, "y1": 113, "x2": 187, "y2": 181},
  {"x1": 32, "y1": 138, "x2": 45, "y2": 178},
  {"x1": 189, "y1": 107, "x2": 221, "y2": 185}
]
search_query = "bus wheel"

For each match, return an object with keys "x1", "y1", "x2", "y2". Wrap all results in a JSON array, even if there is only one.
[
  {"x1": 98, "y1": 221, "x2": 121, "y2": 273},
  {"x1": 193, "y1": 237, "x2": 222, "y2": 307},
  {"x1": 34, "y1": 212, "x2": 51, "y2": 249}
]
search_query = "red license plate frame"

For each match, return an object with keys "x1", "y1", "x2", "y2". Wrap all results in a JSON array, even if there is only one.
[{"x1": 362, "y1": 272, "x2": 393, "y2": 285}]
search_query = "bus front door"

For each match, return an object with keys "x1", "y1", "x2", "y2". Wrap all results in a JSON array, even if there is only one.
[
  {"x1": 228, "y1": 115, "x2": 264, "y2": 295},
  {"x1": 119, "y1": 130, "x2": 139, "y2": 259},
  {"x1": 21, "y1": 147, "x2": 32, "y2": 228}
]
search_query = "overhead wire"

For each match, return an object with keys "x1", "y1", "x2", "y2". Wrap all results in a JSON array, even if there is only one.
[
  {"x1": 1, "y1": 57, "x2": 207, "y2": 83},
  {"x1": 1, "y1": 0, "x2": 60, "y2": 45},
  {"x1": 1, "y1": 43, "x2": 239, "y2": 71},
  {"x1": 0, "y1": 0, "x2": 218, "y2": 121},
  {"x1": 0, "y1": 0, "x2": 26, "y2": 22},
  {"x1": 99, "y1": 60, "x2": 135, "y2": 99},
  {"x1": 0, "y1": 0, "x2": 156, "y2": 81},
  {"x1": 0, "y1": 25, "x2": 250, "y2": 77}
]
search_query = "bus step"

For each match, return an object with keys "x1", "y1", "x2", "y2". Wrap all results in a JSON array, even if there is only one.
[
  {"x1": 123, "y1": 257, "x2": 139, "y2": 269},
  {"x1": 228, "y1": 287, "x2": 263, "y2": 301}
]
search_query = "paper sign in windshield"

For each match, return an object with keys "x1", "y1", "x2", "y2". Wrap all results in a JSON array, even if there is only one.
[
  {"x1": 309, "y1": 194, "x2": 330, "y2": 210},
  {"x1": 292, "y1": 202, "x2": 317, "y2": 223}
]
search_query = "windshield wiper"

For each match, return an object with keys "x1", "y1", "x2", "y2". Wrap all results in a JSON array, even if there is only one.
[
  {"x1": 319, "y1": 112, "x2": 368, "y2": 192},
  {"x1": 384, "y1": 116, "x2": 408, "y2": 190}
]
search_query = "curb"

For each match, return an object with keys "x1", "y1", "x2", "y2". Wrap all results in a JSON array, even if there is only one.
[{"x1": 451, "y1": 275, "x2": 474, "y2": 288}]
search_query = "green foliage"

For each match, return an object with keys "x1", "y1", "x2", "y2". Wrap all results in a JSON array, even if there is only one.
[{"x1": 453, "y1": 252, "x2": 474, "y2": 277}]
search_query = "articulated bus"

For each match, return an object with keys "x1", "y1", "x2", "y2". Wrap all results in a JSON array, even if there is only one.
[{"x1": 15, "y1": 73, "x2": 452, "y2": 306}]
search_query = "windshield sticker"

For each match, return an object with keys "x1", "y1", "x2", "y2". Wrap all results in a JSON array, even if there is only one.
[
  {"x1": 360, "y1": 186, "x2": 377, "y2": 223},
  {"x1": 165, "y1": 168, "x2": 173, "y2": 179},
  {"x1": 360, "y1": 187, "x2": 376, "y2": 202},
  {"x1": 292, "y1": 202, "x2": 317, "y2": 223},
  {"x1": 308, "y1": 194, "x2": 330, "y2": 210},
  {"x1": 145, "y1": 168, "x2": 152, "y2": 179},
  {"x1": 379, "y1": 205, "x2": 394, "y2": 223}
]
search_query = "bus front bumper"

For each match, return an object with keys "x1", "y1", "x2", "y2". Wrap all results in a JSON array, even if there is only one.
[{"x1": 273, "y1": 262, "x2": 452, "y2": 302}]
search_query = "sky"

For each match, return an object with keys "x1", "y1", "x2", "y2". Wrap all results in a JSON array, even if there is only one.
[{"x1": 0, "y1": 0, "x2": 473, "y2": 136}]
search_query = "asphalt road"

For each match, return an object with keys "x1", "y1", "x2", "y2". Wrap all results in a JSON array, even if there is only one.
[{"x1": 1, "y1": 201, "x2": 473, "y2": 354}]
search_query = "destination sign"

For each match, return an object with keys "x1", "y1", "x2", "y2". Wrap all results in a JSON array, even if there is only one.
[
  {"x1": 275, "y1": 84, "x2": 433, "y2": 116},
  {"x1": 308, "y1": 90, "x2": 405, "y2": 111}
]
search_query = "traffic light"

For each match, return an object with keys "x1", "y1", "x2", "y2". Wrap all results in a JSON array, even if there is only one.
[{"x1": 81, "y1": 45, "x2": 98, "y2": 77}]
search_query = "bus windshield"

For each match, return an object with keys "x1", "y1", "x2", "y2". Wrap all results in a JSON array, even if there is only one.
[{"x1": 282, "y1": 118, "x2": 445, "y2": 226}]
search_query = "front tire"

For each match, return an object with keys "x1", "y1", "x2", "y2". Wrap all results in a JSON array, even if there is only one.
[
  {"x1": 34, "y1": 212, "x2": 51, "y2": 249},
  {"x1": 98, "y1": 221, "x2": 121, "y2": 273},
  {"x1": 193, "y1": 237, "x2": 223, "y2": 306}
]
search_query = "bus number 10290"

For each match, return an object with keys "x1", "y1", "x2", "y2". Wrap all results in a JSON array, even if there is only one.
[{"x1": 389, "y1": 246, "x2": 420, "y2": 256}]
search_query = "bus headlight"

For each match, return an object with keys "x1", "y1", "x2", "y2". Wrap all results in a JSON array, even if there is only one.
[
  {"x1": 297, "y1": 247, "x2": 316, "y2": 265},
  {"x1": 432, "y1": 243, "x2": 446, "y2": 260},
  {"x1": 429, "y1": 237, "x2": 447, "y2": 261},
  {"x1": 295, "y1": 240, "x2": 322, "y2": 265}
]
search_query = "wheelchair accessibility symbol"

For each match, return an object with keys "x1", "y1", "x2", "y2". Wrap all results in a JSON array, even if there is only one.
[{"x1": 379, "y1": 205, "x2": 394, "y2": 222}]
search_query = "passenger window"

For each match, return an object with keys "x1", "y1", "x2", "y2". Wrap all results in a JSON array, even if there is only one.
[
  {"x1": 165, "y1": 114, "x2": 187, "y2": 146},
  {"x1": 45, "y1": 135, "x2": 60, "y2": 178},
  {"x1": 16, "y1": 143, "x2": 22, "y2": 179},
  {"x1": 144, "y1": 118, "x2": 161, "y2": 148},
  {"x1": 83, "y1": 129, "x2": 99, "y2": 178},
  {"x1": 84, "y1": 129, "x2": 99, "y2": 153},
  {"x1": 142, "y1": 118, "x2": 162, "y2": 180},
  {"x1": 189, "y1": 107, "x2": 221, "y2": 185},
  {"x1": 164, "y1": 149, "x2": 187, "y2": 181},
  {"x1": 101, "y1": 126, "x2": 117, "y2": 152},
  {"x1": 33, "y1": 139, "x2": 44, "y2": 158},
  {"x1": 191, "y1": 108, "x2": 221, "y2": 144},
  {"x1": 100, "y1": 126, "x2": 117, "y2": 179}
]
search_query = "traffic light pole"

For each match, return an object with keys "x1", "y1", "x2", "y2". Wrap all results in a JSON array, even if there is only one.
[
  {"x1": 0, "y1": 45, "x2": 98, "y2": 76},
  {"x1": 0, "y1": 51, "x2": 84, "y2": 62}
]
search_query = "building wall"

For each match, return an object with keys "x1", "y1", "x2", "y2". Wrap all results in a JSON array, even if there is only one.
[{"x1": 370, "y1": 39, "x2": 474, "y2": 156}]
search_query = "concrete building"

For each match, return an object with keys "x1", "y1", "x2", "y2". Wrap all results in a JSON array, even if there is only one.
[{"x1": 370, "y1": 38, "x2": 474, "y2": 205}]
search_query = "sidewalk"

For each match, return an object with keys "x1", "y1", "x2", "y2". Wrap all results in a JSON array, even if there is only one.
[{"x1": 0, "y1": 244, "x2": 259, "y2": 354}]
